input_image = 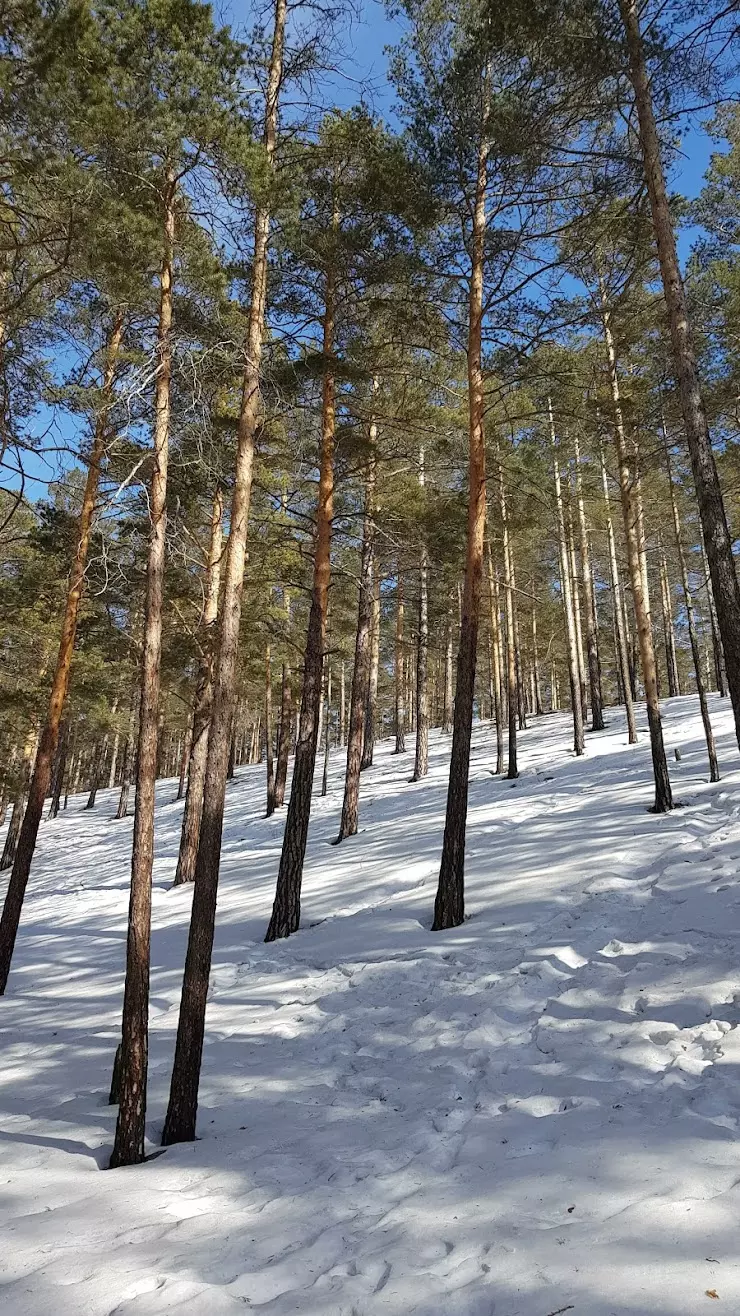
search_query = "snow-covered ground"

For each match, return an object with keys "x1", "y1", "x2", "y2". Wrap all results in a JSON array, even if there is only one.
[{"x1": 2, "y1": 695, "x2": 740, "y2": 1315}]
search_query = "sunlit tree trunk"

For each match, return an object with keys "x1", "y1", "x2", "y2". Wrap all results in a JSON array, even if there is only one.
[
  {"x1": 265, "y1": 645, "x2": 275, "y2": 814},
  {"x1": 658, "y1": 538, "x2": 680, "y2": 698},
  {"x1": 531, "y1": 588, "x2": 544, "y2": 717},
  {"x1": 549, "y1": 401, "x2": 585, "y2": 756},
  {"x1": 161, "y1": 0, "x2": 286, "y2": 1149},
  {"x1": 0, "y1": 310, "x2": 124, "y2": 994},
  {"x1": 175, "y1": 489, "x2": 223, "y2": 884},
  {"x1": 274, "y1": 589, "x2": 292, "y2": 805},
  {"x1": 442, "y1": 608, "x2": 454, "y2": 734},
  {"x1": 361, "y1": 569, "x2": 380, "y2": 769},
  {"x1": 620, "y1": 0, "x2": 740, "y2": 750},
  {"x1": 265, "y1": 219, "x2": 336, "y2": 943},
  {"x1": 574, "y1": 433, "x2": 604, "y2": 730},
  {"x1": 394, "y1": 566, "x2": 406, "y2": 754},
  {"x1": 663, "y1": 422, "x2": 718, "y2": 779},
  {"x1": 433, "y1": 67, "x2": 489, "y2": 930},
  {"x1": 565, "y1": 485, "x2": 588, "y2": 724},
  {"x1": 498, "y1": 451, "x2": 518, "y2": 778},
  {"x1": 600, "y1": 286, "x2": 672, "y2": 812},
  {"x1": 337, "y1": 408, "x2": 376, "y2": 838},
  {"x1": 111, "y1": 172, "x2": 176, "y2": 1168},
  {"x1": 600, "y1": 442, "x2": 637, "y2": 743},
  {"x1": 321, "y1": 663, "x2": 331, "y2": 797},
  {"x1": 413, "y1": 448, "x2": 429, "y2": 780},
  {"x1": 700, "y1": 538, "x2": 727, "y2": 697},
  {"x1": 486, "y1": 540, "x2": 504, "y2": 773}
]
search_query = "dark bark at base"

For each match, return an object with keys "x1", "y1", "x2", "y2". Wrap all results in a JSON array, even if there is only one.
[
  {"x1": 108, "y1": 1043, "x2": 122, "y2": 1105},
  {"x1": 266, "y1": 598, "x2": 325, "y2": 940}
]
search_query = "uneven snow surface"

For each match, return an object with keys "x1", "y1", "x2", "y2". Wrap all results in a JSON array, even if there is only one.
[{"x1": 3, "y1": 695, "x2": 740, "y2": 1315}]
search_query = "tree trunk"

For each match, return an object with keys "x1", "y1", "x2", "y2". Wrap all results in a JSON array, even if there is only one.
[
  {"x1": 116, "y1": 695, "x2": 137, "y2": 821},
  {"x1": 565, "y1": 480, "x2": 588, "y2": 724},
  {"x1": 174, "y1": 488, "x2": 223, "y2": 885},
  {"x1": 510, "y1": 546, "x2": 527, "y2": 732},
  {"x1": 549, "y1": 401, "x2": 585, "y2": 757},
  {"x1": 339, "y1": 660, "x2": 346, "y2": 747},
  {"x1": 600, "y1": 439, "x2": 637, "y2": 742},
  {"x1": 108, "y1": 724, "x2": 121, "y2": 791},
  {"x1": 531, "y1": 588, "x2": 544, "y2": 718},
  {"x1": 620, "y1": 0, "x2": 740, "y2": 749},
  {"x1": 176, "y1": 717, "x2": 191, "y2": 802},
  {"x1": 487, "y1": 543, "x2": 505, "y2": 773},
  {"x1": 265, "y1": 235, "x2": 335, "y2": 943},
  {"x1": 1, "y1": 792, "x2": 25, "y2": 872},
  {"x1": 498, "y1": 452, "x2": 519, "y2": 778},
  {"x1": 658, "y1": 538, "x2": 680, "y2": 698},
  {"x1": 361, "y1": 569, "x2": 380, "y2": 768},
  {"x1": 161, "y1": 0, "x2": 286, "y2": 1150},
  {"x1": 394, "y1": 566, "x2": 406, "y2": 754},
  {"x1": 600, "y1": 286, "x2": 672, "y2": 813},
  {"x1": 574, "y1": 433, "x2": 604, "y2": 730},
  {"x1": 337, "y1": 407, "x2": 376, "y2": 839},
  {"x1": 700, "y1": 538, "x2": 727, "y2": 697},
  {"x1": 321, "y1": 663, "x2": 331, "y2": 797},
  {"x1": 48, "y1": 724, "x2": 69, "y2": 820},
  {"x1": 433, "y1": 68, "x2": 489, "y2": 931},
  {"x1": 274, "y1": 660, "x2": 292, "y2": 806},
  {"x1": 85, "y1": 737, "x2": 108, "y2": 810},
  {"x1": 413, "y1": 449, "x2": 429, "y2": 780},
  {"x1": 0, "y1": 311, "x2": 123, "y2": 995},
  {"x1": 442, "y1": 609, "x2": 454, "y2": 734},
  {"x1": 664, "y1": 422, "x2": 719, "y2": 781},
  {"x1": 265, "y1": 645, "x2": 275, "y2": 815},
  {"x1": 110, "y1": 171, "x2": 175, "y2": 1168}
]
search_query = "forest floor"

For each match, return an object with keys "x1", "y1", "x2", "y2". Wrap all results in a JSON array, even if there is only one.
[{"x1": 3, "y1": 694, "x2": 740, "y2": 1315}]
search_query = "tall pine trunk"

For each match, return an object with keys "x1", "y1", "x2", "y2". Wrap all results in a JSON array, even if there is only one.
[
  {"x1": 0, "y1": 312, "x2": 123, "y2": 994},
  {"x1": 600, "y1": 287, "x2": 672, "y2": 812},
  {"x1": 174, "y1": 488, "x2": 223, "y2": 885},
  {"x1": 110, "y1": 172, "x2": 175, "y2": 1168},
  {"x1": 161, "y1": 0, "x2": 286, "y2": 1149},
  {"x1": 441, "y1": 609, "x2": 454, "y2": 734},
  {"x1": 265, "y1": 236, "x2": 335, "y2": 942},
  {"x1": 620, "y1": 0, "x2": 740, "y2": 750},
  {"x1": 549, "y1": 402, "x2": 585, "y2": 756},
  {"x1": 498, "y1": 454, "x2": 518, "y2": 779},
  {"x1": 531, "y1": 588, "x2": 544, "y2": 717},
  {"x1": 600, "y1": 439, "x2": 637, "y2": 742},
  {"x1": 574, "y1": 433, "x2": 604, "y2": 730},
  {"x1": 175, "y1": 718, "x2": 191, "y2": 802},
  {"x1": 337, "y1": 407, "x2": 376, "y2": 839},
  {"x1": 321, "y1": 662, "x2": 331, "y2": 797},
  {"x1": 394, "y1": 566, "x2": 406, "y2": 754},
  {"x1": 432, "y1": 68, "x2": 489, "y2": 931},
  {"x1": 487, "y1": 542, "x2": 505, "y2": 773},
  {"x1": 664, "y1": 424, "x2": 719, "y2": 781},
  {"x1": 413, "y1": 447, "x2": 429, "y2": 780},
  {"x1": 565, "y1": 485, "x2": 588, "y2": 725},
  {"x1": 700, "y1": 538, "x2": 727, "y2": 697},
  {"x1": 265, "y1": 645, "x2": 275, "y2": 815},
  {"x1": 361, "y1": 570, "x2": 380, "y2": 769},
  {"x1": 274, "y1": 658, "x2": 292, "y2": 806},
  {"x1": 658, "y1": 538, "x2": 680, "y2": 698}
]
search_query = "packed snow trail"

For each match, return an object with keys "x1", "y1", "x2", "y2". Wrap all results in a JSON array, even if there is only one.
[{"x1": 2, "y1": 694, "x2": 740, "y2": 1315}]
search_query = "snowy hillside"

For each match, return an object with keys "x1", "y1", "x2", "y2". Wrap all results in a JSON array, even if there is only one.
[{"x1": 3, "y1": 694, "x2": 740, "y2": 1315}]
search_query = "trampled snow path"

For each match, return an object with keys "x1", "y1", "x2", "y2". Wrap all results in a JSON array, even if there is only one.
[{"x1": 3, "y1": 695, "x2": 740, "y2": 1315}]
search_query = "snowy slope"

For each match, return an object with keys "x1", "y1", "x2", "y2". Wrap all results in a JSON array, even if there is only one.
[{"x1": 2, "y1": 695, "x2": 740, "y2": 1315}]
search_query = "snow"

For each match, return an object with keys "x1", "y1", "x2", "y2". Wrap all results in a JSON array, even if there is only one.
[{"x1": 3, "y1": 694, "x2": 740, "y2": 1314}]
